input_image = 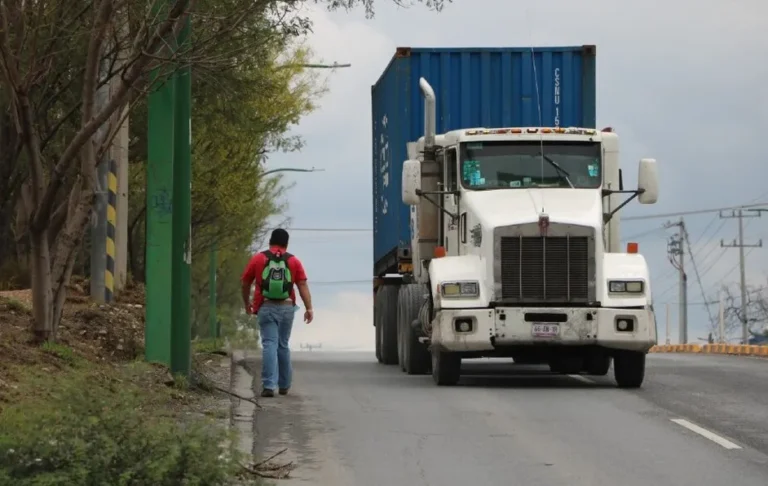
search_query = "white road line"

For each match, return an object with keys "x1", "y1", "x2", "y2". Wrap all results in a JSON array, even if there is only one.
[
  {"x1": 567, "y1": 374, "x2": 596, "y2": 384},
  {"x1": 670, "y1": 418, "x2": 742, "y2": 450}
]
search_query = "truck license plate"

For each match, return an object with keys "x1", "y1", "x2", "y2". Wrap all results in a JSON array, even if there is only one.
[{"x1": 532, "y1": 323, "x2": 559, "y2": 337}]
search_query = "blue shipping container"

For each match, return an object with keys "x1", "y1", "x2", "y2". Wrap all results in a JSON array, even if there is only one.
[{"x1": 371, "y1": 45, "x2": 597, "y2": 273}]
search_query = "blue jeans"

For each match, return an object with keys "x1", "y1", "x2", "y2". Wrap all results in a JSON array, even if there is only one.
[{"x1": 258, "y1": 302, "x2": 296, "y2": 390}]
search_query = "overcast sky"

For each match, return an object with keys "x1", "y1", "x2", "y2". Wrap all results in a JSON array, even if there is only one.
[{"x1": 263, "y1": 0, "x2": 768, "y2": 350}]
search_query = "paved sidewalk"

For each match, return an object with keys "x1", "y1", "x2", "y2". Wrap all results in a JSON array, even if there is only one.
[{"x1": 237, "y1": 351, "x2": 356, "y2": 485}]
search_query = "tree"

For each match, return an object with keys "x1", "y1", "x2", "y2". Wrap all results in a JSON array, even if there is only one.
[
  {"x1": 0, "y1": 0, "x2": 449, "y2": 341},
  {"x1": 709, "y1": 283, "x2": 768, "y2": 342},
  {"x1": 320, "y1": 0, "x2": 451, "y2": 17},
  {"x1": 0, "y1": 0, "x2": 312, "y2": 341}
]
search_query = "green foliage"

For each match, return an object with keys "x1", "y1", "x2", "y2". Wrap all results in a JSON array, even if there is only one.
[
  {"x1": 40, "y1": 342, "x2": 81, "y2": 366},
  {"x1": 128, "y1": 36, "x2": 322, "y2": 336},
  {"x1": 0, "y1": 365, "x2": 254, "y2": 486}
]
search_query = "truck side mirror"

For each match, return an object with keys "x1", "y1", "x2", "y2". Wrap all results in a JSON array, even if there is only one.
[
  {"x1": 402, "y1": 159, "x2": 421, "y2": 205},
  {"x1": 637, "y1": 158, "x2": 658, "y2": 204}
]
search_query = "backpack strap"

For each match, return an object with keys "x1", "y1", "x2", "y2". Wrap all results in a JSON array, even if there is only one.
[{"x1": 262, "y1": 249, "x2": 292, "y2": 261}]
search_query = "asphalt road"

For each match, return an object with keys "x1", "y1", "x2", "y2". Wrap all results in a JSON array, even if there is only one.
[{"x1": 242, "y1": 352, "x2": 768, "y2": 486}]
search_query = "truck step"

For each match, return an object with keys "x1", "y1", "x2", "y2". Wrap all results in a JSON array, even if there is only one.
[{"x1": 418, "y1": 337, "x2": 430, "y2": 345}]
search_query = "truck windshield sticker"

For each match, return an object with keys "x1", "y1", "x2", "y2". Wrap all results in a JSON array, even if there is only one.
[
  {"x1": 509, "y1": 180, "x2": 521, "y2": 187},
  {"x1": 588, "y1": 164, "x2": 599, "y2": 177},
  {"x1": 463, "y1": 160, "x2": 482, "y2": 185}
]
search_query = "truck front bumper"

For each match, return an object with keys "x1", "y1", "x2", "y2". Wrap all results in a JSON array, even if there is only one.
[{"x1": 432, "y1": 306, "x2": 657, "y2": 353}]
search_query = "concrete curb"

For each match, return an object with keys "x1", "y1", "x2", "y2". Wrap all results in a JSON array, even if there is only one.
[
  {"x1": 226, "y1": 343, "x2": 257, "y2": 460},
  {"x1": 649, "y1": 343, "x2": 768, "y2": 357}
]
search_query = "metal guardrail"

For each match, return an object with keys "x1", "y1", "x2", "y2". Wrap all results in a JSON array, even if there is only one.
[{"x1": 649, "y1": 343, "x2": 768, "y2": 357}]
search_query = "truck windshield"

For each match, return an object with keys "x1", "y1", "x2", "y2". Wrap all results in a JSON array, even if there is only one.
[{"x1": 459, "y1": 141, "x2": 601, "y2": 190}]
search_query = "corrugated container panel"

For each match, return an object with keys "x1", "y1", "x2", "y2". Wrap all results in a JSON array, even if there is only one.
[{"x1": 371, "y1": 46, "x2": 597, "y2": 271}]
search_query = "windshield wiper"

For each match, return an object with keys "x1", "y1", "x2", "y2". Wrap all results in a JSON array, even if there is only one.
[{"x1": 538, "y1": 153, "x2": 574, "y2": 188}]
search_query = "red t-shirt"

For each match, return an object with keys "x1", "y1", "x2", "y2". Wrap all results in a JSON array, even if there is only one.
[{"x1": 241, "y1": 245, "x2": 307, "y2": 314}]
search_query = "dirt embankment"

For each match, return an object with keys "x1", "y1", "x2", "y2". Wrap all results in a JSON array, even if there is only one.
[{"x1": 0, "y1": 277, "x2": 146, "y2": 386}]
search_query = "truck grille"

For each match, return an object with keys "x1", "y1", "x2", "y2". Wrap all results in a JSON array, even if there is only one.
[{"x1": 500, "y1": 236, "x2": 590, "y2": 302}]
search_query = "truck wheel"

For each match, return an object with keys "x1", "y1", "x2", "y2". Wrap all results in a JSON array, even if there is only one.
[
  {"x1": 374, "y1": 289, "x2": 383, "y2": 363},
  {"x1": 379, "y1": 285, "x2": 399, "y2": 365},
  {"x1": 584, "y1": 354, "x2": 611, "y2": 376},
  {"x1": 432, "y1": 349, "x2": 461, "y2": 386},
  {"x1": 398, "y1": 284, "x2": 430, "y2": 375},
  {"x1": 397, "y1": 294, "x2": 406, "y2": 371},
  {"x1": 614, "y1": 351, "x2": 645, "y2": 388}
]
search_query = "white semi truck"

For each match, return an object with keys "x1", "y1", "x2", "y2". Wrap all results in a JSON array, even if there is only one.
[{"x1": 387, "y1": 77, "x2": 659, "y2": 388}]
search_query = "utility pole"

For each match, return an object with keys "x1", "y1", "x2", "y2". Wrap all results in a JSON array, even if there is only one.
[
  {"x1": 170, "y1": 12, "x2": 192, "y2": 377},
  {"x1": 665, "y1": 218, "x2": 687, "y2": 344},
  {"x1": 113, "y1": 20, "x2": 130, "y2": 293},
  {"x1": 719, "y1": 209, "x2": 763, "y2": 344},
  {"x1": 145, "y1": 1, "x2": 177, "y2": 365},
  {"x1": 90, "y1": 36, "x2": 112, "y2": 303},
  {"x1": 718, "y1": 288, "x2": 725, "y2": 343}
]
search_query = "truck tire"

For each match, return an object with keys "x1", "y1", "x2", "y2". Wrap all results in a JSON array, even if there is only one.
[
  {"x1": 432, "y1": 349, "x2": 461, "y2": 386},
  {"x1": 614, "y1": 351, "x2": 645, "y2": 388},
  {"x1": 374, "y1": 289, "x2": 383, "y2": 363},
  {"x1": 584, "y1": 354, "x2": 611, "y2": 376},
  {"x1": 378, "y1": 285, "x2": 399, "y2": 365},
  {"x1": 398, "y1": 284, "x2": 430, "y2": 375}
]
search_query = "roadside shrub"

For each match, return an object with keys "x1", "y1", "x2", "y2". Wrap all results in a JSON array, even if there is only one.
[{"x1": 0, "y1": 366, "x2": 247, "y2": 486}]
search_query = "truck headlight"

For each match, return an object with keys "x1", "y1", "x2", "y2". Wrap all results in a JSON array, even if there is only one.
[
  {"x1": 608, "y1": 280, "x2": 644, "y2": 293},
  {"x1": 440, "y1": 280, "x2": 480, "y2": 298}
]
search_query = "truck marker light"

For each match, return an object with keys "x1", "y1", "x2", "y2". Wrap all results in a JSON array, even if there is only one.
[
  {"x1": 434, "y1": 246, "x2": 447, "y2": 258},
  {"x1": 627, "y1": 242, "x2": 638, "y2": 253}
]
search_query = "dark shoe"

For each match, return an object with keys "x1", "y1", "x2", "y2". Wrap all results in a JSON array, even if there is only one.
[
  {"x1": 278, "y1": 387, "x2": 290, "y2": 395},
  {"x1": 260, "y1": 388, "x2": 275, "y2": 398}
]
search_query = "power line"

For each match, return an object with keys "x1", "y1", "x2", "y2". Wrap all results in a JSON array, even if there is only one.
[
  {"x1": 287, "y1": 201, "x2": 768, "y2": 232},
  {"x1": 624, "y1": 202, "x2": 768, "y2": 221},
  {"x1": 681, "y1": 222, "x2": 715, "y2": 325},
  {"x1": 662, "y1": 286, "x2": 765, "y2": 306},
  {"x1": 622, "y1": 226, "x2": 666, "y2": 241}
]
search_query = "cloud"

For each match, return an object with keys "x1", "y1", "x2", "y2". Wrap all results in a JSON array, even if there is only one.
[{"x1": 289, "y1": 290, "x2": 374, "y2": 351}]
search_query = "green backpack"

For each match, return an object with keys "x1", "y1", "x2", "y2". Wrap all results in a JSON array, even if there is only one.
[{"x1": 260, "y1": 250, "x2": 293, "y2": 300}]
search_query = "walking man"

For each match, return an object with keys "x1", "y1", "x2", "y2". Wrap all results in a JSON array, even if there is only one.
[{"x1": 241, "y1": 228, "x2": 314, "y2": 397}]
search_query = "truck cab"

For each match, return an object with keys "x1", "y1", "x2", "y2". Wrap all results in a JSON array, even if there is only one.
[{"x1": 399, "y1": 78, "x2": 660, "y2": 387}]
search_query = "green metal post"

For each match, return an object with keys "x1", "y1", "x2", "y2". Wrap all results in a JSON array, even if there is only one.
[
  {"x1": 145, "y1": 25, "x2": 175, "y2": 365},
  {"x1": 209, "y1": 243, "x2": 217, "y2": 339},
  {"x1": 171, "y1": 14, "x2": 192, "y2": 377}
]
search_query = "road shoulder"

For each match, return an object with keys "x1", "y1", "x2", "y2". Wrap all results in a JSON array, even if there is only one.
[{"x1": 239, "y1": 353, "x2": 357, "y2": 485}]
